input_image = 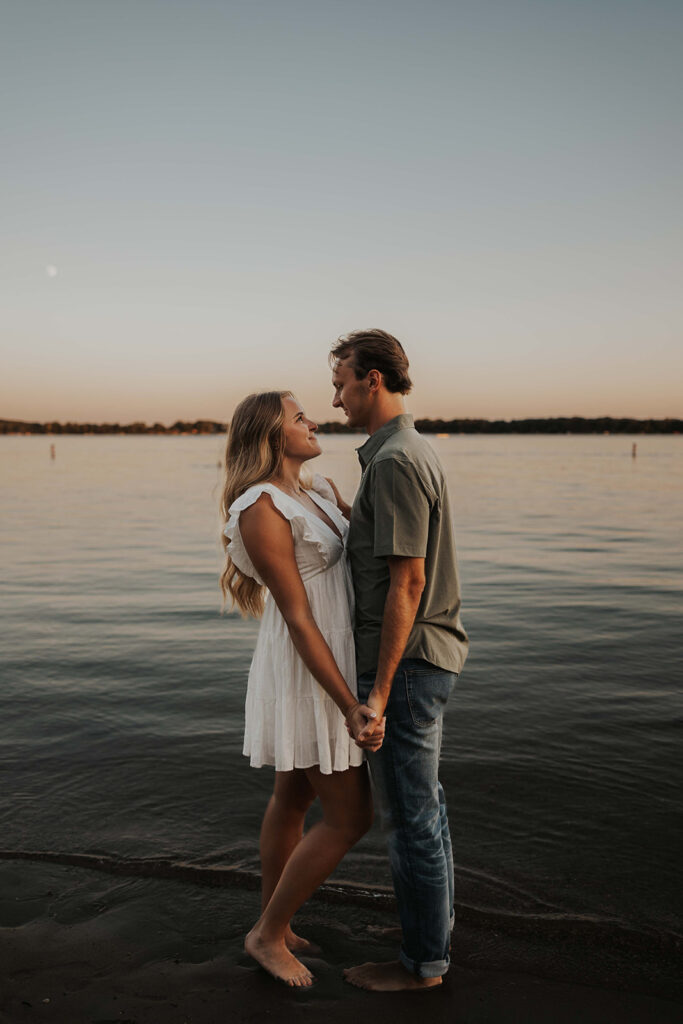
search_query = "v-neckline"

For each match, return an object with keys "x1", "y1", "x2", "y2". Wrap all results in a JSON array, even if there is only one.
[
  {"x1": 304, "y1": 489, "x2": 344, "y2": 543},
  {"x1": 269, "y1": 484, "x2": 344, "y2": 544}
]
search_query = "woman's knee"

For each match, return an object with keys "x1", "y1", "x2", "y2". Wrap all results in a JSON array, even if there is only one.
[
  {"x1": 272, "y1": 770, "x2": 316, "y2": 816},
  {"x1": 270, "y1": 791, "x2": 314, "y2": 821},
  {"x1": 306, "y1": 764, "x2": 374, "y2": 843},
  {"x1": 330, "y1": 795, "x2": 374, "y2": 845}
]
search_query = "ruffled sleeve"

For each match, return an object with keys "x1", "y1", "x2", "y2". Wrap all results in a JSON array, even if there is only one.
[
  {"x1": 223, "y1": 487, "x2": 265, "y2": 584},
  {"x1": 223, "y1": 483, "x2": 332, "y2": 584}
]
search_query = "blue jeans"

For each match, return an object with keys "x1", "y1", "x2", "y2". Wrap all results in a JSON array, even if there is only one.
[{"x1": 358, "y1": 659, "x2": 457, "y2": 979}]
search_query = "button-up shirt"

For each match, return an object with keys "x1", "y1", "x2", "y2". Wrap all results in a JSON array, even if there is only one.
[{"x1": 347, "y1": 413, "x2": 469, "y2": 676}]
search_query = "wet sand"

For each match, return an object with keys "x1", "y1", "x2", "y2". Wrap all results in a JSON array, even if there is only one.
[{"x1": 1, "y1": 860, "x2": 680, "y2": 1024}]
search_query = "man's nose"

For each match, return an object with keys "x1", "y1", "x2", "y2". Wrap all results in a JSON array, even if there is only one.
[
  {"x1": 309, "y1": 419, "x2": 318, "y2": 431},
  {"x1": 332, "y1": 394, "x2": 340, "y2": 407}
]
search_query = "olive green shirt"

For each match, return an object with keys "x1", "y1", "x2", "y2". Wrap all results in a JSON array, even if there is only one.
[{"x1": 348, "y1": 413, "x2": 469, "y2": 677}]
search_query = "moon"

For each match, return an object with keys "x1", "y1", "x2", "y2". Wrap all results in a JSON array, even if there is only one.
[{"x1": 45, "y1": 265, "x2": 58, "y2": 278}]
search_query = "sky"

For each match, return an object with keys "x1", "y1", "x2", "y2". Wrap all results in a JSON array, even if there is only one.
[{"x1": 2, "y1": 0, "x2": 682, "y2": 423}]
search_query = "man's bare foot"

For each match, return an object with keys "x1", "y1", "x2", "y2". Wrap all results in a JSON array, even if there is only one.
[
  {"x1": 245, "y1": 925, "x2": 314, "y2": 987},
  {"x1": 285, "y1": 926, "x2": 322, "y2": 955},
  {"x1": 344, "y1": 961, "x2": 442, "y2": 992}
]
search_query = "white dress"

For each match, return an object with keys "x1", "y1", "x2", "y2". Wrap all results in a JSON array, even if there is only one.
[{"x1": 224, "y1": 474, "x2": 364, "y2": 775}]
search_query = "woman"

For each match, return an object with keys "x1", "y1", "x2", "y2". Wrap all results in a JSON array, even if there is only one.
[{"x1": 220, "y1": 390, "x2": 383, "y2": 988}]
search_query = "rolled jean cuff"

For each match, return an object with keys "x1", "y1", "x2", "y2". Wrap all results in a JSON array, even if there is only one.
[{"x1": 399, "y1": 948, "x2": 449, "y2": 979}]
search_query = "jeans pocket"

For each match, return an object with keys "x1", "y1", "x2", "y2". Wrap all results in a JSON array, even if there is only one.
[{"x1": 405, "y1": 670, "x2": 457, "y2": 727}]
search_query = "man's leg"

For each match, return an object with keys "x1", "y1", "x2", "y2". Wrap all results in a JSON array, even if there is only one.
[
  {"x1": 437, "y1": 707, "x2": 456, "y2": 934},
  {"x1": 346, "y1": 660, "x2": 457, "y2": 991}
]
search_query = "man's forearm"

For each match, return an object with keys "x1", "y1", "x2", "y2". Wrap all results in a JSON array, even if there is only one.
[{"x1": 370, "y1": 581, "x2": 423, "y2": 714}]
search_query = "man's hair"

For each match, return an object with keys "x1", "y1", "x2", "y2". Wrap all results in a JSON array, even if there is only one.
[{"x1": 329, "y1": 328, "x2": 413, "y2": 395}]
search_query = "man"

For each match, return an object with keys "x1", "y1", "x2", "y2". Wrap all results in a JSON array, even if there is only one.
[{"x1": 330, "y1": 328, "x2": 468, "y2": 992}]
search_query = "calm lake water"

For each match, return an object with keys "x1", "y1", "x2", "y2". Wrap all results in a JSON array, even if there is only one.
[{"x1": 1, "y1": 434, "x2": 681, "y2": 946}]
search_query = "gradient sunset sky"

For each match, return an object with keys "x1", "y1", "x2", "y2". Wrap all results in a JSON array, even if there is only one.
[{"x1": 3, "y1": 0, "x2": 682, "y2": 423}]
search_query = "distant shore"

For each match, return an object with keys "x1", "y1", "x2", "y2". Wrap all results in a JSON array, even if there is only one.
[{"x1": 2, "y1": 416, "x2": 681, "y2": 435}]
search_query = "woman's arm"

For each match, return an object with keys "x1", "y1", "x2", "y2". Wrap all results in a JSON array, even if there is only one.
[{"x1": 238, "y1": 493, "x2": 381, "y2": 746}]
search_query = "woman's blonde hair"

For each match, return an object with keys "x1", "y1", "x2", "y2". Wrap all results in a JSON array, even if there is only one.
[{"x1": 220, "y1": 390, "x2": 294, "y2": 617}]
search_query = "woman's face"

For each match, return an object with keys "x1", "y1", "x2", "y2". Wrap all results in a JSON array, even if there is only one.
[{"x1": 281, "y1": 396, "x2": 321, "y2": 461}]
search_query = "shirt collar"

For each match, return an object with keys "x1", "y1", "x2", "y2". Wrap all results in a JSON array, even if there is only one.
[{"x1": 356, "y1": 413, "x2": 414, "y2": 470}]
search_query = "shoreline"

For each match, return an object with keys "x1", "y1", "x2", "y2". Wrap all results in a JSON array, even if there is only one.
[
  {"x1": 2, "y1": 858, "x2": 680, "y2": 1022},
  {"x1": 2, "y1": 848, "x2": 680, "y2": 966}
]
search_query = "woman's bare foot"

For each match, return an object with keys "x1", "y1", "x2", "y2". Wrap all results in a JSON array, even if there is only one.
[
  {"x1": 344, "y1": 961, "x2": 442, "y2": 991},
  {"x1": 245, "y1": 925, "x2": 314, "y2": 987},
  {"x1": 285, "y1": 926, "x2": 322, "y2": 955}
]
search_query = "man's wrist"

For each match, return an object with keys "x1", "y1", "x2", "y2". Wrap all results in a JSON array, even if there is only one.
[
  {"x1": 371, "y1": 677, "x2": 392, "y2": 698},
  {"x1": 369, "y1": 685, "x2": 390, "y2": 714}
]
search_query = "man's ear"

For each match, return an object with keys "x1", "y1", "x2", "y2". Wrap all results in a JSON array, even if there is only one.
[{"x1": 367, "y1": 369, "x2": 382, "y2": 393}]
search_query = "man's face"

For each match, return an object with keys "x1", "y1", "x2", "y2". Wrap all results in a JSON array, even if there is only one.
[{"x1": 331, "y1": 357, "x2": 371, "y2": 429}]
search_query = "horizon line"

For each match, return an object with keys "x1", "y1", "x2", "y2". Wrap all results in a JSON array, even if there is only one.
[{"x1": 2, "y1": 415, "x2": 681, "y2": 437}]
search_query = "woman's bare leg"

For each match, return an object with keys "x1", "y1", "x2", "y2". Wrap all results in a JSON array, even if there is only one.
[
  {"x1": 259, "y1": 770, "x2": 318, "y2": 952},
  {"x1": 245, "y1": 763, "x2": 373, "y2": 986}
]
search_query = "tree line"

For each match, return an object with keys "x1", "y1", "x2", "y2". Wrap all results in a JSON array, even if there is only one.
[{"x1": 2, "y1": 416, "x2": 681, "y2": 435}]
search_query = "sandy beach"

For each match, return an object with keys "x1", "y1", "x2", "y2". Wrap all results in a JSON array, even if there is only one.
[{"x1": 1, "y1": 859, "x2": 680, "y2": 1024}]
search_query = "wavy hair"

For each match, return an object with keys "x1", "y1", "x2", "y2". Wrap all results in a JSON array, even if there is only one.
[
  {"x1": 220, "y1": 390, "x2": 294, "y2": 617},
  {"x1": 329, "y1": 327, "x2": 412, "y2": 394}
]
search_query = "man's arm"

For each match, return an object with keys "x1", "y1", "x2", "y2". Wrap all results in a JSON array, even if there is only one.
[
  {"x1": 361, "y1": 555, "x2": 425, "y2": 730},
  {"x1": 352, "y1": 456, "x2": 432, "y2": 741}
]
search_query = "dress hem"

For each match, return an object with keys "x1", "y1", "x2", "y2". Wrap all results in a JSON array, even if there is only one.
[{"x1": 244, "y1": 752, "x2": 365, "y2": 775}]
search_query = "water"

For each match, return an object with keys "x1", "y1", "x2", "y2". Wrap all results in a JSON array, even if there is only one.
[{"x1": 1, "y1": 434, "x2": 681, "y2": 947}]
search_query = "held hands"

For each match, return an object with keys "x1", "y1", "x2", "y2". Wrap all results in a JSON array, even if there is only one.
[{"x1": 344, "y1": 702, "x2": 386, "y2": 752}]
